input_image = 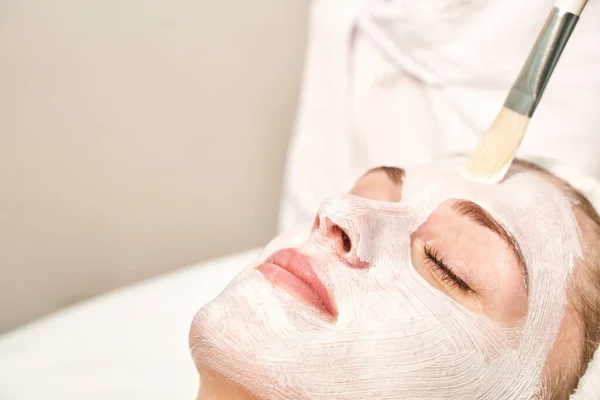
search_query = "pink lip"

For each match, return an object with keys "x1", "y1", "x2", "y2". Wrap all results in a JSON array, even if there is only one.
[{"x1": 256, "y1": 248, "x2": 337, "y2": 319}]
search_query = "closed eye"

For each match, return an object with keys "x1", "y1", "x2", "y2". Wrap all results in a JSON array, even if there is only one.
[{"x1": 423, "y1": 244, "x2": 474, "y2": 294}]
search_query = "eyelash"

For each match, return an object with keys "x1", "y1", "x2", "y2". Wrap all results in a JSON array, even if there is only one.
[{"x1": 423, "y1": 244, "x2": 473, "y2": 294}]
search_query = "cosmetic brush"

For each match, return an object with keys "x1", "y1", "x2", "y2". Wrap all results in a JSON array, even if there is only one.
[{"x1": 463, "y1": 0, "x2": 589, "y2": 184}]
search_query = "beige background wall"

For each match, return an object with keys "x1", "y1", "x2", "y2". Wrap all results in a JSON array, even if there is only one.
[{"x1": 0, "y1": 0, "x2": 309, "y2": 332}]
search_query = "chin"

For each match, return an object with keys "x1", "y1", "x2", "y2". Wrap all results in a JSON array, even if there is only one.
[{"x1": 189, "y1": 269, "x2": 320, "y2": 378}]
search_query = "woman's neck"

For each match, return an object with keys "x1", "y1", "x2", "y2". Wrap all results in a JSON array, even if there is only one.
[{"x1": 197, "y1": 370, "x2": 259, "y2": 400}]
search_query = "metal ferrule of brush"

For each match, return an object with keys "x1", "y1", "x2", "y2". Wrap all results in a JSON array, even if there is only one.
[{"x1": 504, "y1": 7, "x2": 580, "y2": 117}]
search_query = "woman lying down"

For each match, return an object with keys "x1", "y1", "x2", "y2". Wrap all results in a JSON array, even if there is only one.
[{"x1": 189, "y1": 157, "x2": 600, "y2": 400}]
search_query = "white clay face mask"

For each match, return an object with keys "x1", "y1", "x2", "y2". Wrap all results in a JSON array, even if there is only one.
[{"x1": 190, "y1": 157, "x2": 581, "y2": 399}]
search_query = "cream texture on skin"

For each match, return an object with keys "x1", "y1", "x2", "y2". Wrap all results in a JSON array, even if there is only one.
[{"x1": 190, "y1": 158, "x2": 581, "y2": 399}]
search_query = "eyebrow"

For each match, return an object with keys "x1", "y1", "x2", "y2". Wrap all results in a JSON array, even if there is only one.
[
  {"x1": 364, "y1": 166, "x2": 406, "y2": 184},
  {"x1": 452, "y1": 199, "x2": 529, "y2": 292}
]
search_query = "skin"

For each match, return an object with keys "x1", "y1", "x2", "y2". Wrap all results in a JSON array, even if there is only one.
[
  {"x1": 195, "y1": 166, "x2": 584, "y2": 399},
  {"x1": 197, "y1": 370, "x2": 259, "y2": 400}
]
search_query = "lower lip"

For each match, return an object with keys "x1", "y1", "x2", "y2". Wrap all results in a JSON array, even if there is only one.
[{"x1": 256, "y1": 262, "x2": 332, "y2": 317}]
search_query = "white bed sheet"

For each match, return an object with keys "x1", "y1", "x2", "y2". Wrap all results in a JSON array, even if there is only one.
[{"x1": 0, "y1": 248, "x2": 260, "y2": 400}]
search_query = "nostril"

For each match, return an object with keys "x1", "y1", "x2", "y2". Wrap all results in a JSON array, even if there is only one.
[
  {"x1": 323, "y1": 217, "x2": 353, "y2": 254},
  {"x1": 340, "y1": 229, "x2": 351, "y2": 253}
]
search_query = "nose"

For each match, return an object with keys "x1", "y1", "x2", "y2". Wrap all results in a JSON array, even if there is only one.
[
  {"x1": 312, "y1": 204, "x2": 367, "y2": 268},
  {"x1": 313, "y1": 216, "x2": 352, "y2": 253}
]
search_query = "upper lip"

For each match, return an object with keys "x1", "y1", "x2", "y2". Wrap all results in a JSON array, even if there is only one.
[{"x1": 265, "y1": 248, "x2": 337, "y2": 318}]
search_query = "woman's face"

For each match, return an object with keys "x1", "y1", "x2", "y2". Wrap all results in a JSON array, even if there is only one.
[{"x1": 190, "y1": 158, "x2": 581, "y2": 399}]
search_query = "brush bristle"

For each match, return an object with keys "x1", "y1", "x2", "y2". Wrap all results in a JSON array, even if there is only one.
[{"x1": 462, "y1": 107, "x2": 530, "y2": 184}]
